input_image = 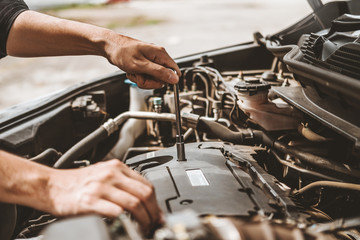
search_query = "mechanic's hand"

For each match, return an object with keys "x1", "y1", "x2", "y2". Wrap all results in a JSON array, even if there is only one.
[
  {"x1": 105, "y1": 34, "x2": 180, "y2": 89},
  {"x1": 48, "y1": 160, "x2": 163, "y2": 233}
]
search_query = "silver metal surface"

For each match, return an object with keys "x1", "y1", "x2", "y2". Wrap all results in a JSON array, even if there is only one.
[
  {"x1": 113, "y1": 111, "x2": 176, "y2": 126},
  {"x1": 102, "y1": 118, "x2": 118, "y2": 135},
  {"x1": 174, "y1": 83, "x2": 186, "y2": 161}
]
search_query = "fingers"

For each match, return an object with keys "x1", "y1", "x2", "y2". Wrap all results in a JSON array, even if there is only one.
[
  {"x1": 99, "y1": 160, "x2": 162, "y2": 231},
  {"x1": 112, "y1": 172, "x2": 162, "y2": 227},
  {"x1": 102, "y1": 185, "x2": 152, "y2": 230},
  {"x1": 126, "y1": 43, "x2": 180, "y2": 88},
  {"x1": 126, "y1": 73, "x2": 164, "y2": 89},
  {"x1": 91, "y1": 199, "x2": 124, "y2": 218},
  {"x1": 52, "y1": 159, "x2": 162, "y2": 233},
  {"x1": 140, "y1": 61, "x2": 179, "y2": 85},
  {"x1": 126, "y1": 64, "x2": 178, "y2": 89},
  {"x1": 115, "y1": 160, "x2": 152, "y2": 187},
  {"x1": 105, "y1": 34, "x2": 180, "y2": 88},
  {"x1": 109, "y1": 160, "x2": 163, "y2": 227},
  {"x1": 142, "y1": 45, "x2": 181, "y2": 78}
]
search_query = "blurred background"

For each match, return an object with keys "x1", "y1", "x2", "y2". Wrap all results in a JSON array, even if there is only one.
[{"x1": 0, "y1": 0, "x2": 313, "y2": 110}]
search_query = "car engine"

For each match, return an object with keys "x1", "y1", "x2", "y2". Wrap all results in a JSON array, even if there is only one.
[{"x1": 0, "y1": 1, "x2": 359, "y2": 239}]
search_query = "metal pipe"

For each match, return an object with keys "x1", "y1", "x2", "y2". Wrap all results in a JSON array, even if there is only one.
[
  {"x1": 297, "y1": 181, "x2": 360, "y2": 195},
  {"x1": 270, "y1": 150, "x2": 341, "y2": 182},
  {"x1": 183, "y1": 128, "x2": 194, "y2": 141},
  {"x1": 180, "y1": 99, "x2": 193, "y2": 111},
  {"x1": 193, "y1": 95, "x2": 210, "y2": 117},
  {"x1": 201, "y1": 116, "x2": 231, "y2": 128},
  {"x1": 272, "y1": 140, "x2": 360, "y2": 179},
  {"x1": 309, "y1": 216, "x2": 360, "y2": 234},
  {"x1": 298, "y1": 124, "x2": 330, "y2": 142},
  {"x1": 174, "y1": 84, "x2": 186, "y2": 161},
  {"x1": 113, "y1": 111, "x2": 176, "y2": 130},
  {"x1": 193, "y1": 73, "x2": 210, "y2": 98},
  {"x1": 54, "y1": 111, "x2": 176, "y2": 168}
]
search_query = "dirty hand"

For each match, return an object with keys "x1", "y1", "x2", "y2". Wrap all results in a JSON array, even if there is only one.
[
  {"x1": 48, "y1": 159, "x2": 163, "y2": 233},
  {"x1": 105, "y1": 34, "x2": 180, "y2": 89}
]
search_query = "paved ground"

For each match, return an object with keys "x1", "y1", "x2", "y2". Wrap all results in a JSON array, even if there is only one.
[{"x1": 0, "y1": 0, "x2": 311, "y2": 109}]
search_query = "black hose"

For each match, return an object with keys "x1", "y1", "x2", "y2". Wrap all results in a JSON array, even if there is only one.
[
  {"x1": 252, "y1": 130, "x2": 360, "y2": 180},
  {"x1": 273, "y1": 140, "x2": 360, "y2": 177},
  {"x1": 194, "y1": 123, "x2": 360, "y2": 179},
  {"x1": 30, "y1": 148, "x2": 62, "y2": 165},
  {"x1": 52, "y1": 112, "x2": 176, "y2": 169},
  {"x1": 197, "y1": 118, "x2": 250, "y2": 144},
  {"x1": 53, "y1": 127, "x2": 108, "y2": 169}
]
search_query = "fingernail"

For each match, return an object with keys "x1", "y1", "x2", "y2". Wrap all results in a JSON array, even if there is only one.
[{"x1": 168, "y1": 72, "x2": 179, "y2": 84}]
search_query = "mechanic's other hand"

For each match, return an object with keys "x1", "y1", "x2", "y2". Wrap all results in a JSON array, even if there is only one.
[
  {"x1": 105, "y1": 34, "x2": 180, "y2": 89},
  {"x1": 48, "y1": 160, "x2": 163, "y2": 233}
]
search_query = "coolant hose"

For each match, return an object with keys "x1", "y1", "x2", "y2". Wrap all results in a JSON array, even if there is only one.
[
  {"x1": 197, "y1": 118, "x2": 251, "y2": 144},
  {"x1": 54, "y1": 127, "x2": 108, "y2": 169},
  {"x1": 53, "y1": 111, "x2": 176, "y2": 169}
]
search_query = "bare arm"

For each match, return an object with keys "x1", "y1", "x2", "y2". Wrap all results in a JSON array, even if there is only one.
[
  {"x1": 6, "y1": 10, "x2": 180, "y2": 89},
  {"x1": 0, "y1": 150, "x2": 162, "y2": 233}
]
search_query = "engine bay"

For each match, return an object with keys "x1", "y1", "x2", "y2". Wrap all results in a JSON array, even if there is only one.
[{"x1": 0, "y1": 1, "x2": 360, "y2": 239}]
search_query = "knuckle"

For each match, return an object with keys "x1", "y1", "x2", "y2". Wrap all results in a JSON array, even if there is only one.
[
  {"x1": 128, "y1": 198, "x2": 141, "y2": 211},
  {"x1": 80, "y1": 194, "x2": 96, "y2": 207},
  {"x1": 141, "y1": 80, "x2": 152, "y2": 89},
  {"x1": 157, "y1": 46, "x2": 166, "y2": 52},
  {"x1": 141, "y1": 186, "x2": 154, "y2": 200},
  {"x1": 79, "y1": 187, "x2": 101, "y2": 208},
  {"x1": 113, "y1": 206, "x2": 124, "y2": 217},
  {"x1": 98, "y1": 168, "x2": 117, "y2": 181},
  {"x1": 109, "y1": 159, "x2": 123, "y2": 167},
  {"x1": 128, "y1": 62, "x2": 139, "y2": 71},
  {"x1": 88, "y1": 182, "x2": 103, "y2": 194}
]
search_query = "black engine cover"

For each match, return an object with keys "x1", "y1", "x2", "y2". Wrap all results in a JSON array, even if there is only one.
[{"x1": 126, "y1": 142, "x2": 296, "y2": 217}]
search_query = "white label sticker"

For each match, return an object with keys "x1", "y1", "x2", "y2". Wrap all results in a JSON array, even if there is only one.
[
  {"x1": 146, "y1": 152, "x2": 155, "y2": 158},
  {"x1": 186, "y1": 169, "x2": 209, "y2": 186}
]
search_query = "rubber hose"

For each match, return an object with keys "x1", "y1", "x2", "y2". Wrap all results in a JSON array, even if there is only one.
[
  {"x1": 298, "y1": 181, "x2": 360, "y2": 195},
  {"x1": 30, "y1": 148, "x2": 62, "y2": 165},
  {"x1": 197, "y1": 118, "x2": 245, "y2": 144},
  {"x1": 53, "y1": 127, "x2": 108, "y2": 169},
  {"x1": 252, "y1": 130, "x2": 360, "y2": 180},
  {"x1": 273, "y1": 140, "x2": 360, "y2": 179}
]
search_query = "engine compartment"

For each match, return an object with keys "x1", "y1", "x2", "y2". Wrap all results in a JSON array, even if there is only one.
[{"x1": 0, "y1": 1, "x2": 360, "y2": 239}]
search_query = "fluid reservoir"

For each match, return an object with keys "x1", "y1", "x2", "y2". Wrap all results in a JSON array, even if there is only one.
[
  {"x1": 235, "y1": 79, "x2": 302, "y2": 131},
  {"x1": 104, "y1": 84, "x2": 153, "y2": 160}
]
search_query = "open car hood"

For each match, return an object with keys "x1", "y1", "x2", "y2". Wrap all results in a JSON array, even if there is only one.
[{"x1": 0, "y1": 1, "x2": 360, "y2": 240}]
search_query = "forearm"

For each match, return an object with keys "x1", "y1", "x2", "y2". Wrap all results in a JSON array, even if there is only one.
[
  {"x1": 0, "y1": 150, "x2": 163, "y2": 231},
  {"x1": 6, "y1": 10, "x2": 113, "y2": 58},
  {"x1": 6, "y1": 9, "x2": 180, "y2": 89},
  {"x1": 0, "y1": 150, "x2": 55, "y2": 212}
]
